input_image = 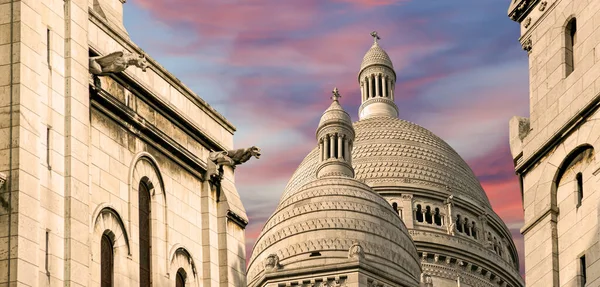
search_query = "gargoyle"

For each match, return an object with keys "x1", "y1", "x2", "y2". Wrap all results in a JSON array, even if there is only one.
[
  {"x1": 206, "y1": 146, "x2": 261, "y2": 181},
  {"x1": 89, "y1": 51, "x2": 149, "y2": 76}
]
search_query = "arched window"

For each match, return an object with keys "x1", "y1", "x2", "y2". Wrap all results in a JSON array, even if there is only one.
[
  {"x1": 139, "y1": 181, "x2": 152, "y2": 287},
  {"x1": 416, "y1": 205, "x2": 423, "y2": 222},
  {"x1": 434, "y1": 208, "x2": 442, "y2": 226},
  {"x1": 101, "y1": 233, "x2": 113, "y2": 287},
  {"x1": 392, "y1": 202, "x2": 399, "y2": 215},
  {"x1": 464, "y1": 218, "x2": 470, "y2": 236},
  {"x1": 565, "y1": 18, "x2": 577, "y2": 76},
  {"x1": 456, "y1": 215, "x2": 463, "y2": 233},
  {"x1": 370, "y1": 76, "x2": 375, "y2": 98},
  {"x1": 576, "y1": 172, "x2": 583, "y2": 208},
  {"x1": 425, "y1": 206, "x2": 433, "y2": 224},
  {"x1": 176, "y1": 268, "x2": 186, "y2": 287}
]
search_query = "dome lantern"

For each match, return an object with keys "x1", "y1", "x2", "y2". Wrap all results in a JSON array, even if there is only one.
[
  {"x1": 315, "y1": 87, "x2": 355, "y2": 179},
  {"x1": 358, "y1": 31, "x2": 399, "y2": 119}
]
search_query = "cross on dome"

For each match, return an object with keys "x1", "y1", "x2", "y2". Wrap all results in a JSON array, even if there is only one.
[
  {"x1": 370, "y1": 31, "x2": 380, "y2": 44},
  {"x1": 331, "y1": 87, "x2": 341, "y2": 102}
]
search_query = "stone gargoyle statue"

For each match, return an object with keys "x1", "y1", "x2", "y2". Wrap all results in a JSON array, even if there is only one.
[
  {"x1": 206, "y1": 146, "x2": 261, "y2": 181},
  {"x1": 89, "y1": 51, "x2": 149, "y2": 76}
]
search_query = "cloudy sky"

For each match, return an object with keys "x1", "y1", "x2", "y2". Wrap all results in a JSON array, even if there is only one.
[{"x1": 123, "y1": 0, "x2": 529, "y2": 275}]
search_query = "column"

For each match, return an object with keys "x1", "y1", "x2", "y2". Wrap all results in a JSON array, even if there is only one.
[
  {"x1": 369, "y1": 76, "x2": 374, "y2": 98},
  {"x1": 348, "y1": 142, "x2": 353, "y2": 166},
  {"x1": 390, "y1": 82, "x2": 395, "y2": 100},
  {"x1": 361, "y1": 81, "x2": 366, "y2": 101},
  {"x1": 319, "y1": 140, "x2": 324, "y2": 161},
  {"x1": 329, "y1": 134, "x2": 335, "y2": 159},
  {"x1": 382, "y1": 76, "x2": 387, "y2": 98},
  {"x1": 375, "y1": 74, "x2": 380, "y2": 97},
  {"x1": 343, "y1": 139, "x2": 349, "y2": 161},
  {"x1": 337, "y1": 134, "x2": 343, "y2": 159},
  {"x1": 323, "y1": 136, "x2": 329, "y2": 160}
]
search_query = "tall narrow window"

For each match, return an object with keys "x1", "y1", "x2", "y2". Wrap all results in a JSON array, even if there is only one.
[
  {"x1": 139, "y1": 182, "x2": 151, "y2": 287},
  {"x1": 392, "y1": 202, "x2": 399, "y2": 215},
  {"x1": 416, "y1": 205, "x2": 423, "y2": 222},
  {"x1": 433, "y1": 208, "x2": 442, "y2": 226},
  {"x1": 576, "y1": 172, "x2": 583, "y2": 208},
  {"x1": 580, "y1": 255, "x2": 587, "y2": 286},
  {"x1": 101, "y1": 233, "x2": 114, "y2": 287},
  {"x1": 472, "y1": 222, "x2": 477, "y2": 239},
  {"x1": 425, "y1": 206, "x2": 432, "y2": 224},
  {"x1": 456, "y1": 215, "x2": 463, "y2": 233},
  {"x1": 565, "y1": 18, "x2": 577, "y2": 76},
  {"x1": 45, "y1": 230, "x2": 50, "y2": 275},
  {"x1": 46, "y1": 126, "x2": 52, "y2": 170},
  {"x1": 176, "y1": 268, "x2": 186, "y2": 287},
  {"x1": 47, "y1": 28, "x2": 51, "y2": 66}
]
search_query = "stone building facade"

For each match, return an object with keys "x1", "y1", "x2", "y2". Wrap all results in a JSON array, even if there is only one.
[
  {"x1": 0, "y1": 0, "x2": 252, "y2": 286},
  {"x1": 508, "y1": 0, "x2": 600, "y2": 287},
  {"x1": 249, "y1": 35, "x2": 524, "y2": 287}
]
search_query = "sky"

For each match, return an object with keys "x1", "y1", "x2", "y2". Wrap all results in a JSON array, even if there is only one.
[{"x1": 123, "y1": 0, "x2": 530, "y2": 276}]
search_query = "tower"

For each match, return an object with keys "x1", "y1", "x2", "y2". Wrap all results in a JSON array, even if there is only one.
[
  {"x1": 508, "y1": 1, "x2": 600, "y2": 286},
  {"x1": 358, "y1": 31, "x2": 399, "y2": 119}
]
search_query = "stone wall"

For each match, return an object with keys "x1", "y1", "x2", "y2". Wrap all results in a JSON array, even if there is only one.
[
  {"x1": 510, "y1": 0, "x2": 600, "y2": 286},
  {"x1": 0, "y1": 0, "x2": 247, "y2": 286}
]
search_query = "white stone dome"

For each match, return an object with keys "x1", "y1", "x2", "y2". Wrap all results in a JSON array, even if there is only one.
[
  {"x1": 318, "y1": 100, "x2": 352, "y2": 128},
  {"x1": 283, "y1": 117, "x2": 492, "y2": 208},
  {"x1": 247, "y1": 177, "x2": 422, "y2": 286},
  {"x1": 360, "y1": 42, "x2": 394, "y2": 72}
]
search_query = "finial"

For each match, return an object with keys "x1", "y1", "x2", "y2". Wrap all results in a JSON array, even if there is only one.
[
  {"x1": 370, "y1": 31, "x2": 380, "y2": 44},
  {"x1": 331, "y1": 87, "x2": 341, "y2": 102}
]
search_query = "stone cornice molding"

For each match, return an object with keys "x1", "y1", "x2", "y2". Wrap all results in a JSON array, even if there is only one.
[
  {"x1": 90, "y1": 84, "x2": 207, "y2": 180},
  {"x1": 516, "y1": 90, "x2": 600, "y2": 175},
  {"x1": 89, "y1": 9, "x2": 236, "y2": 133},
  {"x1": 412, "y1": 231, "x2": 523, "y2": 286},
  {"x1": 508, "y1": 0, "x2": 540, "y2": 22},
  {"x1": 226, "y1": 210, "x2": 249, "y2": 228}
]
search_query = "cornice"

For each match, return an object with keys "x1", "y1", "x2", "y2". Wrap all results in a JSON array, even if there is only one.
[
  {"x1": 88, "y1": 9, "x2": 236, "y2": 133},
  {"x1": 515, "y1": 90, "x2": 600, "y2": 175},
  {"x1": 226, "y1": 210, "x2": 248, "y2": 228},
  {"x1": 90, "y1": 85, "x2": 207, "y2": 180},
  {"x1": 508, "y1": 0, "x2": 540, "y2": 23}
]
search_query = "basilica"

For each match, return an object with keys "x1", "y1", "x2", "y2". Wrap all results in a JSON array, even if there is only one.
[
  {"x1": 2, "y1": 0, "x2": 599, "y2": 286},
  {"x1": 246, "y1": 33, "x2": 524, "y2": 287}
]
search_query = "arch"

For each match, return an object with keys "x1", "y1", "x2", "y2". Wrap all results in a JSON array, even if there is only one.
[
  {"x1": 176, "y1": 268, "x2": 186, "y2": 287},
  {"x1": 415, "y1": 204, "x2": 423, "y2": 222},
  {"x1": 129, "y1": 152, "x2": 170, "y2": 280},
  {"x1": 92, "y1": 206, "x2": 131, "y2": 255},
  {"x1": 551, "y1": 144, "x2": 594, "y2": 208},
  {"x1": 169, "y1": 245, "x2": 199, "y2": 287},
  {"x1": 101, "y1": 233, "x2": 114, "y2": 287},
  {"x1": 91, "y1": 206, "x2": 131, "y2": 286}
]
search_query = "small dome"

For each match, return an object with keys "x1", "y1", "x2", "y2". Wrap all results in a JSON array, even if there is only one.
[
  {"x1": 247, "y1": 177, "x2": 422, "y2": 287},
  {"x1": 318, "y1": 100, "x2": 352, "y2": 128},
  {"x1": 360, "y1": 42, "x2": 394, "y2": 72}
]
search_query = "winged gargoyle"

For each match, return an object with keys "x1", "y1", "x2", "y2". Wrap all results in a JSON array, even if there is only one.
[
  {"x1": 206, "y1": 146, "x2": 261, "y2": 181},
  {"x1": 89, "y1": 51, "x2": 149, "y2": 76}
]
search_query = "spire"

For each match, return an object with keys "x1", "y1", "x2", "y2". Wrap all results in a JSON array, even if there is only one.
[
  {"x1": 315, "y1": 88, "x2": 355, "y2": 179},
  {"x1": 358, "y1": 31, "x2": 399, "y2": 120}
]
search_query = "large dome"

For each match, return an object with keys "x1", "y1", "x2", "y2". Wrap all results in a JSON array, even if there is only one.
[
  {"x1": 282, "y1": 116, "x2": 492, "y2": 208},
  {"x1": 247, "y1": 177, "x2": 422, "y2": 287}
]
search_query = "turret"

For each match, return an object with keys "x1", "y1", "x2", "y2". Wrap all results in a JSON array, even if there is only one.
[
  {"x1": 358, "y1": 31, "x2": 399, "y2": 119},
  {"x1": 315, "y1": 88, "x2": 355, "y2": 178}
]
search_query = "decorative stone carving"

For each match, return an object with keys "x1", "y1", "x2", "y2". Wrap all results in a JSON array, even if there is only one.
[
  {"x1": 539, "y1": 1, "x2": 547, "y2": 11},
  {"x1": 522, "y1": 38, "x2": 532, "y2": 53},
  {"x1": 89, "y1": 51, "x2": 148, "y2": 76},
  {"x1": 524, "y1": 17, "x2": 532, "y2": 28},
  {"x1": 420, "y1": 273, "x2": 433, "y2": 287},
  {"x1": 264, "y1": 254, "x2": 281, "y2": 271},
  {"x1": 348, "y1": 241, "x2": 365, "y2": 260},
  {"x1": 206, "y1": 146, "x2": 261, "y2": 180}
]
